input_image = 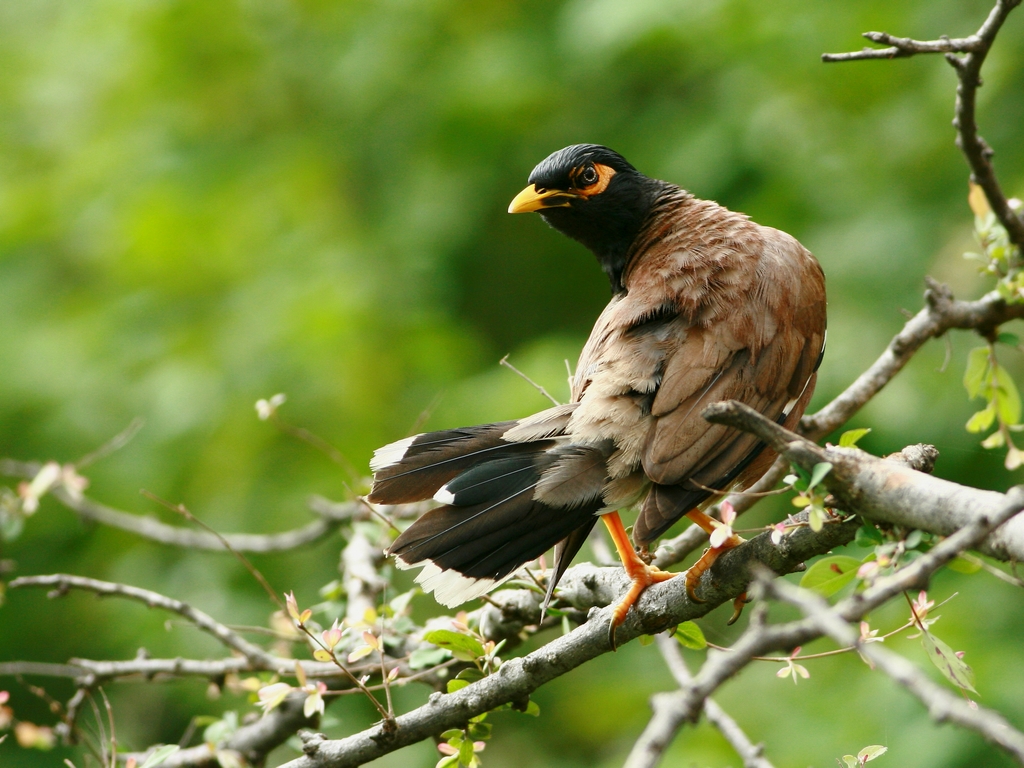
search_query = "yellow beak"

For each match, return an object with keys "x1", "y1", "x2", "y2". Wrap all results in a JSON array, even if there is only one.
[{"x1": 508, "y1": 184, "x2": 577, "y2": 214}]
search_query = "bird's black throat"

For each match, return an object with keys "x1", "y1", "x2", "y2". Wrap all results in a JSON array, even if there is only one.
[{"x1": 539, "y1": 174, "x2": 673, "y2": 294}]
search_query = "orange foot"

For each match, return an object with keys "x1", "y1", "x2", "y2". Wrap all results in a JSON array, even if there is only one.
[
  {"x1": 682, "y1": 508, "x2": 746, "y2": 619},
  {"x1": 601, "y1": 511, "x2": 677, "y2": 649},
  {"x1": 727, "y1": 592, "x2": 750, "y2": 625}
]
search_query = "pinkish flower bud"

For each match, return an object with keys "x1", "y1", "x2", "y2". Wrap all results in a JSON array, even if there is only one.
[
  {"x1": 285, "y1": 592, "x2": 300, "y2": 622},
  {"x1": 322, "y1": 621, "x2": 343, "y2": 650}
]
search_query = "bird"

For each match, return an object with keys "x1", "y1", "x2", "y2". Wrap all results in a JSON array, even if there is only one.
[{"x1": 367, "y1": 144, "x2": 826, "y2": 642}]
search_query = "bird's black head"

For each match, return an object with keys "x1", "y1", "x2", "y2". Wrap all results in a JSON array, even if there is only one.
[{"x1": 509, "y1": 144, "x2": 671, "y2": 292}]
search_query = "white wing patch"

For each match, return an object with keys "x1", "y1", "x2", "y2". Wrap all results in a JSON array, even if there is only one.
[
  {"x1": 370, "y1": 435, "x2": 417, "y2": 471},
  {"x1": 394, "y1": 557, "x2": 510, "y2": 607},
  {"x1": 432, "y1": 486, "x2": 456, "y2": 505}
]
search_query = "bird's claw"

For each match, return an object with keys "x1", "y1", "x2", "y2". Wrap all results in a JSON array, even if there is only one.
[
  {"x1": 682, "y1": 533, "x2": 746, "y2": 603},
  {"x1": 608, "y1": 562, "x2": 676, "y2": 650},
  {"x1": 727, "y1": 592, "x2": 750, "y2": 625}
]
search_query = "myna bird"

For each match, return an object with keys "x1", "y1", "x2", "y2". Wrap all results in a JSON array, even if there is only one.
[{"x1": 368, "y1": 144, "x2": 826, "y2": 640}]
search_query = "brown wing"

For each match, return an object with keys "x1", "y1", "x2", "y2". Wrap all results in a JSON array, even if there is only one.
[
  {"x1": 634, "y1": 226, "x2": 826, "y2": 542},
  {"x1": 565, "y1": 197, "x2": 825, "y2": 544}
]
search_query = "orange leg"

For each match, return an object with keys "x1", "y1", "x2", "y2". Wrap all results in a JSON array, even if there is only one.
[
  {"x1": 602, "y1": 511, "x2": 676, "y2": 648},
  {"x1": 683, "y1": 508, "x2": 720, "y2": 536},
  {"x1": 683, "y1": 509, "x2": 746, "y2": 620}
]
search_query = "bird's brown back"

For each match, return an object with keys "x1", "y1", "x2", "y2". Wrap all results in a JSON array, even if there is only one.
[{"x1": 566, "y1": 188, "x2": 826, "y2": 543}]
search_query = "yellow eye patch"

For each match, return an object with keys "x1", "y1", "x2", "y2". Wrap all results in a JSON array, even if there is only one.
[{"x1": 571, "y1": 163, "x2": 616, "y2": 197}]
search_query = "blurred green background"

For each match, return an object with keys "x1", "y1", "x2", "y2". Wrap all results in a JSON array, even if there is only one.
[{"x1": 2, "y1": 0, "x2": 1024, "y2": 765}]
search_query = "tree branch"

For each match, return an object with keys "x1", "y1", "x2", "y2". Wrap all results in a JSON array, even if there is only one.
[
  {"x1": 340, "y1": 529, "x2": 388, "y2": 624},
  {"x1": 770, "y1": 578, "x2": 1024, "y2": 764},
  {"x1": 0, "y1": 661, "x2": 90, "y2": 679},
  {"x1": 275, "y1": 516, "x2": 860, "y2": 768},
  {"x1": 124, "y1": 693, "x2": 317, "y2": 768},
  {"x1": 0, "y1": 459, "x2": 369, "y2": 552},
  {"x1": 7, "y1": 574, "x2": 279, "y2": 669},
  {"x1": 803, "y1": 281, "x2": 1024, "y2": 439},
  {"x1": 655, "y1": 279, "x2": 1024, "y2": 570},
  {"x1": 823, "y1": 0, "x2": 1024, "y2": 247},
  {"x1": 949, "y1": 1, "x2": 1024, "y2": 249},
  {"x1": 822, "y1": 32, "x2": 986, "y2": 62},
  {"x1": 650, "y1": 483, "x2": 1024, "y2": 744},
  {"x1": 705, "y1": 400, "x2": 1024, "y2": 562},
  {"x1": 624, "y1": 634, "x2": 774, "y2": 768}
]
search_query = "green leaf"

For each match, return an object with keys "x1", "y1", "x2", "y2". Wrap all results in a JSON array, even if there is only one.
[
  {"x1": 998, "y1": 332, "x2": 1020, "y2": 347},
  {"x1": 203, "y1": 711, "x2": 239, "y2": 747},
  {"x1": 855, "y1": 524, "x2": 883, "y2": 548},
  {"x1": 215, "y1": 751, "x2": 244, "y2": 768},
  {"x1": 423, "y1": 629, "x2": 485, "y2": 662},
  {"x1": 799, "y1": 556, "x2": 861, "y2": 597},
  {"x1": 459, "y1": 738, "x2": 475, "y2": 765},
  {"x1": 981, "y1": 430, "x2": 1006, "y2": 449},
  {"x1": 389, "y1": 590, "x2": 415, "y2": 616},
  {"x1": 140, "y1": 746, "x2": 182, "y2": 768},
  {"x1": 966, "y1": 404, "x2": 996, "y2": 433},
  {"x1": 638, "y1": 634, "x2": 654, "y2": 646},
  {"x1": 788, "y1": 463, "x2": 811, "y2": 491},
  {"x1": 993, "y1": 364, "x2": 1022, "y2": 424},
  {"x1": 0, "y1": 511, "x2": 24, "y2": 542},
  {"x1": 436, "y1": 755, "x2": 460, "y2": 768},
  {"x1": 964, "y1": 346, "x2": 991, "y2": 399},
  {"x1": 468, "y1": 720, "x2": 492, "y2": 740},
  {"x1": 807, "y1": 504, "x2": 827, "y2": 532},
  {"x1": 808, "y1": 462, "x2": 833, "y2": 490},
  {"x1": 947, "y1": 555, "x2": 983, "y2": 574},
  {"x1": 841, "y1": 757, "x2": 858, "y2": 768},
  {"x1": 440, "y1": 729, "x2": 463, "y2": 740},
  {"x1": 455, "y1": 667, "x2": 485, "y2": 683},
  {"x1": 858, "y1": 744, "x2": 888, "y2": 763},
  {"x1": 904, "y1": 529, "x2": 923, "y2": 550},
  {"x1": 447, "y1": 679, "x2": 470, "y2": 694},
  {"x1": 409, "y1": 646, "x2": 450, "y2": 670},
  {"x1": 674, "y1": 621, "x2": 707, "y2": 650},
  {"x1": 921, "y1": 630, "x2": 977, "y2": 694},
  {"x1": 838, "y1": 428, "x2": 871, "y2": 448}
]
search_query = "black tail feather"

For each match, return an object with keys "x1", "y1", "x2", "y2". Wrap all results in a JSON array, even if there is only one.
[
  {"x1": 373, "y1": 417, "x2": 610, "y2": 608},
  {"x1": 440, "y1": 454, "x2": 548, "y2": 507},
  {"x1": 368, "y1": 421, "x2": 555, "y2": 505},
  {"x1": 388, "y1": 490, "x2": 603, "y2": 607},
  {"x1": 544, "y1": 518, "x2": 599, "y2": 615}
]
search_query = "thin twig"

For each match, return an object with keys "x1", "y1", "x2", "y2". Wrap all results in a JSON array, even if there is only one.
[
  {"x1": 74, "y1": 418, "x2": 145, "y2": 470},
  {"x1": 624, "y1": 634, "x2": 774, "y2": 768},
  {"x1": 8, "y1": 574, "x2": 279, "y2": 668},
  {"x1": 269, "y1": 411, "x2": 360, "y2": 481},
  {"x1": 140, "y1": 490, "x2": 283, "y2": 611},
  {"x1": 803, "y1": 281, "x2": 1024, "y2": 439},
  {"x1": 823, "y1": 1, "x2": 1024, "y2": 246},
  {"x1": 100, "y1": 688, "x2": 117, "y2": 768},
  {"x1": 956, "y1": 552, "x2": 1024, "y2": 587},
  {"x1": 0, "y1": 459, "x2": 359, "y2": 551},
  {"x1": 771, "y1": 578, "x2": 1024, "y2": 764},
  {"x1": 292, "y1": 621, "x2": 394, "y2": 726},
  {"x1": 499, "y1": 355, "x2": 561, "y2": 406}
]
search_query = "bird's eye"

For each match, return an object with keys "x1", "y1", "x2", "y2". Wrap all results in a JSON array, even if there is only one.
[{"x1": 577, "y1": 166, "x2": 599, "y2": 187}]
